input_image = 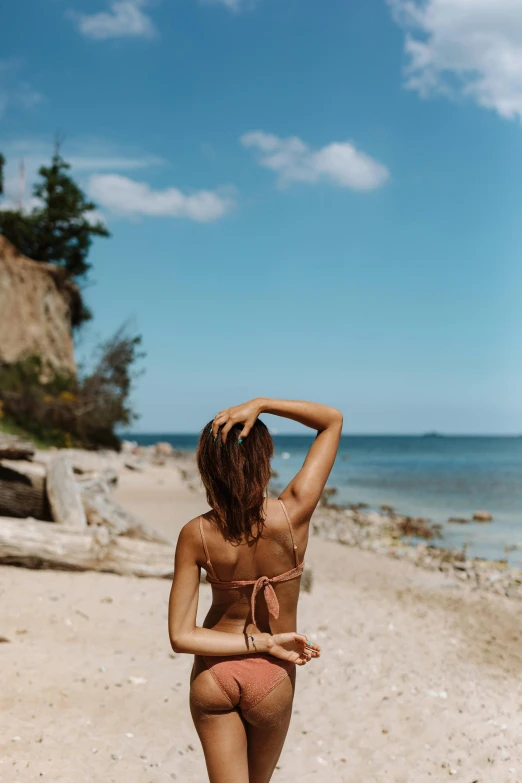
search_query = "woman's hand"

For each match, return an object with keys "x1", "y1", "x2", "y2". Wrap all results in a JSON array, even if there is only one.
[
  {"x1": 212, "y1": 398, "x2": 264, "y2": 443},
  {"x1": 266, "y1": 632, "x2": 321, "y2": 666}
]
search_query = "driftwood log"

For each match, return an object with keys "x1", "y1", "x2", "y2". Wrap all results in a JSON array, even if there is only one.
[
  {"x1": 0, "y1": 435, "x2": 35, "y2": 461},
  {"x1": 0, "y1": 517, "x2": 174, "y2": 578},
  {"x1": 0, "y1": 461, "x2": 51, "y2": 520},
  {"x1": 81, "y1": 484, "x2": 169, "y2": 545},
  {"x1": 46, "y1": 453, "x2": 87, "y2": 527}
]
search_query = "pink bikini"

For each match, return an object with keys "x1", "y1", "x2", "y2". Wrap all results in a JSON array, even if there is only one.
[{"x1": 198, "y1": 499, "x2": 305, "y2": 712}]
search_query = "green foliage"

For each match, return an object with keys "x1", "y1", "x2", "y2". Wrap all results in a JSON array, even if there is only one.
[
  {"x1": 0, "y1": 326, "x2": 144, "y2": 450},
  {"x1": 77, "y1": 325, "x2": 145, "y2": 448},
  {"x1": 0, "y1": 146, "x2": 109, "y2": 327}
]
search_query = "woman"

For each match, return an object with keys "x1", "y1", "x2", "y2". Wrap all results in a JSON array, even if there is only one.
[{"x1": 168, "y1": 397, "x2": 342, "y2": 783}]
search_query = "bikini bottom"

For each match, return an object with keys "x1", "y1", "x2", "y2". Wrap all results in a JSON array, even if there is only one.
[{"x1": 201, "y1": 653, "x2": 294, "y2": 712}]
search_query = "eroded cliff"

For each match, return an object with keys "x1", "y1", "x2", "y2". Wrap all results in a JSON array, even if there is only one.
[{"x1": 0, "y1": 235, "x2": 77, "y2": 376}]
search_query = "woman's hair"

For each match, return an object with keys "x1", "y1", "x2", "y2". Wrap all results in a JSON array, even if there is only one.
[{"x1": 196, "y1": 418, "x2": 274, "y2": 543}]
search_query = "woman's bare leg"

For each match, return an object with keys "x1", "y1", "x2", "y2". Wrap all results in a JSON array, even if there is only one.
[
  {"x1": 190, "y1": 658, "x2": 249, "y2": 783},
  {"x1": 243, "y1": 668, "x2": 296, "y2": 783}
]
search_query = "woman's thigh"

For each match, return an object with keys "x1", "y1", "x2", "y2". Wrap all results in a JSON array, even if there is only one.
[
  {"x1": 190, "y1": 657, "x2": 249, "y2": 783},
  {"x1": 243, "y1": 668, "x2": 296, "y2": 783}
]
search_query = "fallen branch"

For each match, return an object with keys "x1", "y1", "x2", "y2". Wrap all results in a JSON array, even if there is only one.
[
  {"x1": 0, "y1": 461, "x2": 51, "y2": 520},
  {"x1": 81, "y1": 484, "x2": 170, "y2": 544},
  {"x1": 46, "y1": 453, "x2": 87, "y2": 528},
  {"x1": 0, "y1": 435, "x2": 35, "y2": 461},
  {"x1": 0, "y1": 517, "x2": 174, "y2": 578}
]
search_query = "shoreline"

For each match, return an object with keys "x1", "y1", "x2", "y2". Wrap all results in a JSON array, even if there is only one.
[
  {"x1": 135, "y1": 443, "x2": 522, "y2": 602},
  {"x1": 128, "y1": 433, "x2": 522, "y2": 565}
]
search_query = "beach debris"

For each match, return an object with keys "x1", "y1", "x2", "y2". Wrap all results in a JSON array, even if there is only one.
[
  {"x1": 0, "y1": 635, "x2": 11, "y2": 643},
  {"x1": 448, "y1": 517, "x2": 470, "y2": 524},
  {"x1": 396, "y1": 516, "x2": 442, "y2": 541},
  {"x1": 0, "y1": 460, "x2": 51, "y2": 521},
  {"x1": 81, "y1": 482, "x2": 169, "y2": 544},
  {"x1": 311, "y1": 504, "x2": 522, "y2": 601},
  {"x1": 473, "y1": 510, "x2": 493, "y2": 522},
  {"x1": 155, "y1": 442, "x2": 174, "y2": 458},
  {"x1": 319, "y1": 486, "x2": 338, "y2": 507},
  {"x1": 0, "y1": 435, "x2": 35, "y2": 461},
  {"x1": 0, "y1": 516, "x2": 174, "y2": 578},
  {"x1": 427, "y1": 690, "x2": 441, "y2": 698},
  {"x1": 128, "y1": 676, "x2": 147, "y2": 685},
  {"x1": 46, "y1": 453, "x2": 87, "y2": 528},
  {"x1": 78, "y1": 468, "x2": 118, "y2": 493},
  {"x1": 124, "y1": 460, "x2": 143, "y2": 472}
]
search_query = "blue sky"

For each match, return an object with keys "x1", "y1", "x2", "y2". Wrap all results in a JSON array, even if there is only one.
[{"x1": 2, "y1": 0, "x2": 522, "y2": 434}]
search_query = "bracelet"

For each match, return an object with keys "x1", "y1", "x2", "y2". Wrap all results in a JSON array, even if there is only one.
[{"x1": 248, "y1": 634, "x2": 257, "y2": 652}]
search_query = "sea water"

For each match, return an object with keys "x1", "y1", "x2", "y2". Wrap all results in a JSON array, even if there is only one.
[{"x1": 128, "y1": 434, "x2": 522, "y2": 566}]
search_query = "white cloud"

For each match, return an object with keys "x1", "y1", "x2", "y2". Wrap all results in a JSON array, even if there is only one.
[
  {"x1": 240, "y1": 131, "x2": 389, "y2": 191},
  {"x1": 66, "y1": 154, "x2": 163, "y2": 171},
  {"x1": 0, "y1": 138, "x2": 164, "y2": 212},
  {"x1": 389, "y1": 0, "x2": 522, "y2": 122},
  {"x1": 204, "y1": 0, "x2": 250, "y2": 10},
  {"x1": 87, "y1": 174, "x2": 234, "y2": 222},
  {"x1": 0, "y1": 60, "x2": 44, "y2": 119},
  {"x1": 71, "y1": 0, "x2": 156, "y2": 40}
]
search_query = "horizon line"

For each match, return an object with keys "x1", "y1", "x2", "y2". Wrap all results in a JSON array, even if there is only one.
[{"x1": 123, "y1": 431, "x2": 522, "y2": 439}]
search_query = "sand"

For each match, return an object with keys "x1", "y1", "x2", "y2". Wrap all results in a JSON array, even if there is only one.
[{"x1": 1, "y1": 459, "x2": 521, "y2": 782}]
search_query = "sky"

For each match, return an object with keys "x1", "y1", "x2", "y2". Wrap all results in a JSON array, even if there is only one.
[{"x1": 2, "y1": 0, "x2": 522, "y2": 434}]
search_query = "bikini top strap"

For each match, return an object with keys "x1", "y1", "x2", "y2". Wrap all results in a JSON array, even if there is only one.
[
  {"x1": 278, "y1": 498, "x2": 300, "y2": 567},
  {"x1": 199, "y1": 516, "x2": 217, "y2": 578}
]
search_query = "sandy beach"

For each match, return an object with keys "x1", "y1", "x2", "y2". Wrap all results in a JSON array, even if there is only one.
[{"x1": 1, "y1": 456, "x2": 521, "y2": 783}]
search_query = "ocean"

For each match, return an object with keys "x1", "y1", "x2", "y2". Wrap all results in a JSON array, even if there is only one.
[{"x1": 127, "y1": 434, "x2": 522, "y2": 567}]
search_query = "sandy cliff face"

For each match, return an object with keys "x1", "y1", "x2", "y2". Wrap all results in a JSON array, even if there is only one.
[{"x1": 0, "y1": 235, "x2": 76, "y2": 376}]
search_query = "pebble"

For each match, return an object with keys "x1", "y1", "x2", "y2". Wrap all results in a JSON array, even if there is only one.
[{"x1": 128, "y1": 676, "x2": 147, "y2": 685}]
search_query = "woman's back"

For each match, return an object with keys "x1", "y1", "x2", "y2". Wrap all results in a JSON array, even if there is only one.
[{"x1": 199, "y1": 497, "x2": 307, "y2": 635}]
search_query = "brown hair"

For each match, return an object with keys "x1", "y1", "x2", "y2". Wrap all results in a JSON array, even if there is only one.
[{"x1": 196, "y1": 418, "x2": 274, "y2": 543}]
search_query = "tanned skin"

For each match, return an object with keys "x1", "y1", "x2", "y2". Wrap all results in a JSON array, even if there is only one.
[{"x1": 168, "y1": 398, "x2": 342, "y2": 783}]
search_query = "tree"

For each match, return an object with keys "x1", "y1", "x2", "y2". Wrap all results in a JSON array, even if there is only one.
[
  {"x1": 78, "y1": 325, "x2": 145, "y2": 448},
  {"x1": 0, "y1": 324, "x2": 144, "y2": 450},
  {"x1": 0, "y1": 145, "x2": 109, "y2": 327},
  {"x1": 0, "y1": 153, "x2": 4, "y2": 195}
]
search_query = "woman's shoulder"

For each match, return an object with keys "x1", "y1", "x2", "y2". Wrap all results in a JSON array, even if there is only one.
[
  {"x1": 274, "y1": 493, "x2": 312, "y2": 528},
  {"x1": 178, "y1": 514, "x2": 205, "y2": 546}
]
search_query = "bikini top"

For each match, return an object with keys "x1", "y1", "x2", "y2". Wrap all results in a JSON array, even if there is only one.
[{"x1": 199, "y1": 498, "x2": 305, "y2": 628}]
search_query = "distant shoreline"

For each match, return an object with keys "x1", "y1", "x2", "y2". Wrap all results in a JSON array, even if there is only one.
[{"x1": 125, "y1": 432, "x2": 522, "y2": 439}]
